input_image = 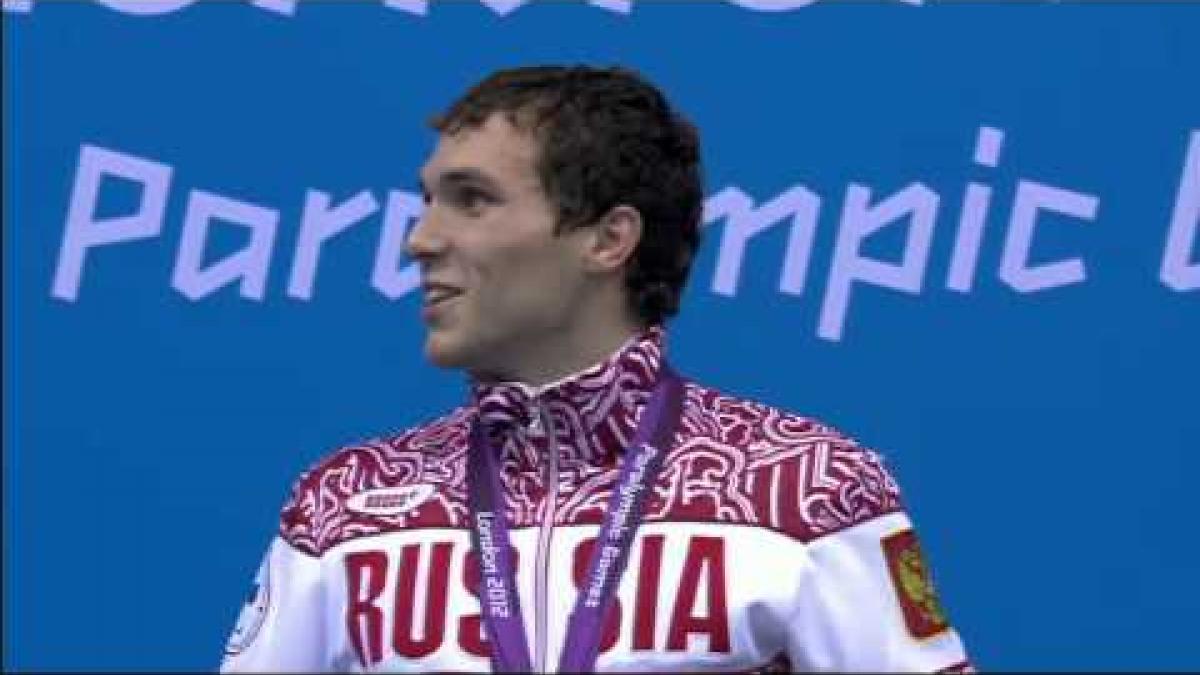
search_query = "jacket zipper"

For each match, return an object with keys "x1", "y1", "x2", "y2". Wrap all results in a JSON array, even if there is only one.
[{"x1": 533, "y1": 403, "x2": 559, "y2": 673}]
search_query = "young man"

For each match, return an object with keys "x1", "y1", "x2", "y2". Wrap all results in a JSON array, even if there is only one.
[{"x1": 221, "y1": 65, "x2": 972, "y2": 673}]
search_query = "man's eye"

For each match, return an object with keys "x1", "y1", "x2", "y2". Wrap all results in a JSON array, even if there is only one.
[{"x1": 451, "y1": 187, "x2": 493, "y2": 211}]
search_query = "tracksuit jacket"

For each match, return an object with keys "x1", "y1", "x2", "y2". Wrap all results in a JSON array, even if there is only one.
[{"x1": 221, "y1": 327, "x2": 972, "y2": 673}]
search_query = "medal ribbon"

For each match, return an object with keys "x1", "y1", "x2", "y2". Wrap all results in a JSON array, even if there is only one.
[{"x1": 466, "y1": 367, "x2": 684, "y2": 673}]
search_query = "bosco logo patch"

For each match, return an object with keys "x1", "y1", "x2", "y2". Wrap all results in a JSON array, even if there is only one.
[
  {"x1": 346, "y1": 484, "x2": 435, "y2": 516},
  {"x1": 881, "y1": 529, "x2": 950, "y2": 640}
]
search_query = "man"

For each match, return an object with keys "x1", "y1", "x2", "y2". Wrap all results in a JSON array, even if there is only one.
[{"x1": 221, "y1": 65, "x2": 972, "y2": 673}]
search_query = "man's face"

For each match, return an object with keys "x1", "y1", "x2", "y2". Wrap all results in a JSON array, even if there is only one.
[{"x1": 409, "y1": 113, "x2": 590, "y2": 379}]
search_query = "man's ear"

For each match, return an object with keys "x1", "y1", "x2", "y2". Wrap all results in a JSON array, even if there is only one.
[{"x1": 583, "y1": 205, "x2": 643, "y2": 274}]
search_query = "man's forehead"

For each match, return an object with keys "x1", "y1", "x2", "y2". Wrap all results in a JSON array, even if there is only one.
[{"x1": 420, "y1": 114, "x2": 540, "y2": 184}]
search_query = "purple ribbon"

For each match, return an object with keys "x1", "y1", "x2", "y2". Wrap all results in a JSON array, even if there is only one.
[{"x1": 466, "y1": 367, "x2": 684, "y2": 673}]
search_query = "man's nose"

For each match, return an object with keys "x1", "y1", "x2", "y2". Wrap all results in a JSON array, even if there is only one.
[{"x1": 406, "y1": 211, "x2": 444, "y2": 260}]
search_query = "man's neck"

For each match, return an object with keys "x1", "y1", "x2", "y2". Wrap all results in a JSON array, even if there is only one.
[{"x1": 473, "y1": 320, "x2": 643, "y2": 390}]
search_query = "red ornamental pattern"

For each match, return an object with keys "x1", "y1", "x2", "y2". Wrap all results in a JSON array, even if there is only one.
[{"x1": 280, "y1": 331, "x2": 903, "y2": 556}]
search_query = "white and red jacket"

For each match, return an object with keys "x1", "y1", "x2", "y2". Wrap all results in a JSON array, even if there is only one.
[{"x1": 221, "y1": 329, "x2": 972, "y2": 672}]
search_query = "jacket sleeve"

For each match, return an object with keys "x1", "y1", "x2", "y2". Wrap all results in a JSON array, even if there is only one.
[
  {"x1": 219, "y1": 535, "x2": 328, "y2": 672},
  {"x1": 784, "y1": 508, "x2": 973, "y2": 673}
]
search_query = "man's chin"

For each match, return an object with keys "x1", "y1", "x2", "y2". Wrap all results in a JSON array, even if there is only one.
[
  {"x1": 423, "y1": 333, "x2": 475, "y2": 370},
  {"x1": 423, "y1": 341, "x2": 462, "y2": 369}
]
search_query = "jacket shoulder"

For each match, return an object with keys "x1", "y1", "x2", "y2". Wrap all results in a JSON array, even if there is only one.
[
  {"x1": 673, "y1": 381, "x2": 904, "y2": 542},
  {"x1": 278, "y1": 406, "x2": 473, "y2": 556}
]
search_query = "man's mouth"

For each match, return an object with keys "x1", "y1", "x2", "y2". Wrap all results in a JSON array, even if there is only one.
[{"x1": 422, "y1": 283, "x2": 463, "y2": 308}]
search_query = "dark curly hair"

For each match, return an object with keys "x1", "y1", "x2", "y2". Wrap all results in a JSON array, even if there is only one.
[{"x1": 429, "y1": 65, "x2": 704, "y2": 326}]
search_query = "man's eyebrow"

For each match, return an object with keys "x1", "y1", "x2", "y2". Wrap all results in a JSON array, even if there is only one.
[{"x1": 425, "y1": 168, "x2": 502, "y2": 192}]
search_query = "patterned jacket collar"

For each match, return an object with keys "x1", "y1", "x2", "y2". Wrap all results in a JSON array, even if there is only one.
[{"x1": 469, "y1": 327, "x2": 667, "y2": 468}]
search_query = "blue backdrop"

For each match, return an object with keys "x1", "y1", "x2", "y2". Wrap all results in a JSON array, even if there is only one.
[{"x1": 5, "y1": 0, "x2": 1198, "y2": 670}]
